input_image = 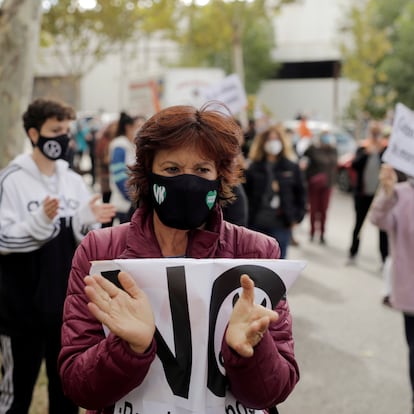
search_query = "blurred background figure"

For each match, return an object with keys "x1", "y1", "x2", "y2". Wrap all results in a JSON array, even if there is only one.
[
  {"x1": 85, "y1": 115, "x2": 101, "y2": 186},
  {"x1": 297, "y1": 113, "x2": 312, "y2": 139},
  {"x1": 73, "y1": 116, "x2": 90, "y2": 172},
  {"x1": 294, "y1": 114, "x2": 313, "y2": 159},
  {"x1": 303, "y1": 129, "x2": 338, "y2": 244},
  {"x1": 282, "y1": 124, "x2": 301, "y2": 247},
  {"x1": 241, "y1": 118, "x2": 256, "y2": 158},
  {"x1": 347, "y1": 120, "x2": 388, "y2": 265},
  {"x1": 244, "y1": 124, "x2": 306, "y2": 258},
  {"x1": 109, "y1": 112, "x2": 146, "y2": 224},
  {"x1": 369, "y1": 163, "x2": 414, "y2": 414},
  {"x1": 222, "y1": 119, "x2": 249, "y2": 227},
  {"x1": 72, "y1": 114, "x2": 101, "y2": 184},
  {"x1": 95, "y1": 119, "x2": 118, "y2": 205}
]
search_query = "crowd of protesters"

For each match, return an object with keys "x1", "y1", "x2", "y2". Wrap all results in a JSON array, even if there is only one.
[{"x1": 0, "y1": 96, "x2": 407, "y2": 414}]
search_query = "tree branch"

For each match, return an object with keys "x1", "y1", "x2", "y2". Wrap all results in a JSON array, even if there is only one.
[{"x1": 0, "y1": 0, "x2": 26, "y2": 24}]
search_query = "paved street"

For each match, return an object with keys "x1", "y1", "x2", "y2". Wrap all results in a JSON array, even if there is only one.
[{"x1": 278, "y1": 188, "x2": 410, "y2": 414}]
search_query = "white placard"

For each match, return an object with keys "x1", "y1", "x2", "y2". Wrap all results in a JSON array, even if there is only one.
[
  {"x1": 89, "y1": 258, "x2": 305, "y2": 414},
  {"x1": 382, "y1": 102, "x2": 414, "y2": 176},
  {"x1": 198, "y1": 74, "x2": 248, "y2": 116}
]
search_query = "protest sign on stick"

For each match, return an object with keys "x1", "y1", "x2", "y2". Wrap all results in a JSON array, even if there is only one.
[
  {"x1": 382, "y1": 103, "x2": 414, "y2": 177},
  {"x1": 198, "y1": 74, "x2": 248, "y2": 117}
]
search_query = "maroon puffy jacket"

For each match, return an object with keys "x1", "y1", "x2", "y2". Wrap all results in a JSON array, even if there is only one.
[{"x1": 58, "y1": 205, "x2": 299, "y2": 413}]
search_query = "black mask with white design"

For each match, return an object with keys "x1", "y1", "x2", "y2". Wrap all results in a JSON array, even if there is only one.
[
  {"x1": 149, "y1": 173, "x2": 220, "y2": 230},
  {"x1": 37, "y1": 134, "x2": 70, "y2": 161}
]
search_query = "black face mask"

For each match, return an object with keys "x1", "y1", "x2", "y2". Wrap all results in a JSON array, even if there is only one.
[
  {"x1": 36, "y1": 134, "x2": 70, "y2": 161},
  {"x1": 149, "y1": 173, "x2": 220, "y2": 230}
]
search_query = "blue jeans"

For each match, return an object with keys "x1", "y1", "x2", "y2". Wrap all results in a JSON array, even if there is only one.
[{"x1": 251, "y1": 226, "x2": 291, "y2": 259}]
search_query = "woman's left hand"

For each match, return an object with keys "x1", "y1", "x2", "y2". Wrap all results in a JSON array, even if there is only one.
[{"x1": 225, "y1": 274, "x2": 279, "y2": 358}]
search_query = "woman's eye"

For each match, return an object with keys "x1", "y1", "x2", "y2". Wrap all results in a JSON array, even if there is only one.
[
  {"x1": 165, "y1": 167, "x2": 179, "y2": 174},
  {"x1": 198, "y1": 167, "x2": 210, "y2": 174}
]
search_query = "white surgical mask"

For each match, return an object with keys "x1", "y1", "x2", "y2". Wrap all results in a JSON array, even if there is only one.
[{"x1": 264, "y1": 140, "x2": 283, "y2": 155}]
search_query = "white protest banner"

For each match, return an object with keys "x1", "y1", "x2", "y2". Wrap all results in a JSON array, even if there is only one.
[
  {"x1": 89, "y1": 258, "x2": 305, "y2": 414},
  {"x1": 382, "y1": 102, "x2": 414, "y2": 176},
  {"x1": 198, "y1": 74, "x2": 248, "y2": 116}
]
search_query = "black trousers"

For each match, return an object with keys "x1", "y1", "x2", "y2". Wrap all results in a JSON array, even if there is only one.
[
  {"x1": 349, "y1": 194, "x2": 388, "y2": 262},
  {"x1": 404, "y1": 313, "x2": 414, "y2": 407},
  {"x1": 0, "y1": 328, "x2": 78, "y2": 414}
]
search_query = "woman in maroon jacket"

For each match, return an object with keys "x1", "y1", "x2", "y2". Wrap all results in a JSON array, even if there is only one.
[{"x1": 58, "y1": 104, "x2": 299, "y2": 414}]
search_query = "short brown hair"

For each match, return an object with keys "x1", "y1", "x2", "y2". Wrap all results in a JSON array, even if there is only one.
[
  {"x1": 22, "y1": 98, "x2": 76, "y2": 133},
  {"x1": 129, "y1": 104, "x2": 243, "y2": 206}
]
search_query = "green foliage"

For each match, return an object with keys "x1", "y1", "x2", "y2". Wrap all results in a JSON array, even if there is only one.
[
  {"x1": 171, "y1": 0, "x2": 291, "y2": 94},
  {"x1": 340, "y1": 1, "x2": 394, "y2": 119},
  {"x1": 242, "y1": 11, "x2": 280, "y2": 93},
  {"x1": 341, "y1": 0, "x2": 414, "y2": 118},
  {"x1": 41, "y1": 0, "x2": 177, "y2": 75},
  {"x1": 380, "y1": 2, "x2": 414, "y2": 109}
]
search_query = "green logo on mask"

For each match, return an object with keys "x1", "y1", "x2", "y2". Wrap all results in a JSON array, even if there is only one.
[
  {"x1": 153, "y1": 184, "x2": 166, "y2": 204},
  {"x1": 206, "y1": 190, "x2": 217, "y2": 209}
]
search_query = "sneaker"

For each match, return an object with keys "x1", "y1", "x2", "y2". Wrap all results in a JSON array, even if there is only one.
[{"x1": 320, "y1": 236, "x2": 325, "y2": 245}]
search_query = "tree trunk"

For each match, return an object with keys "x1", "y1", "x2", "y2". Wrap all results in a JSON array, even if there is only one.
[
  {"x1": 0, "y1": 0, "x2": 43, "y2": 169},
  {"x1": 232, "y1": 28, "x2": 248, "y2": 128}
]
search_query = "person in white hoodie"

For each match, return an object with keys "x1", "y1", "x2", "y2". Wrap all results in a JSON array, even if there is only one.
[
  {"x1": 0, "y1": 98, "x2": 115, "y2": 414},
  {"x1": 109, "y1": 112, "x2": 145, "y2": 224},
  {"x1": 369, "y1": 163, "x2": 414, "y2": 413}
]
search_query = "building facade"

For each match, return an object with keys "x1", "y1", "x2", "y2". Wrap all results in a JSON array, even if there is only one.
[{"x1": 34, "y1": 0, "x2": 356, "y2": 125}]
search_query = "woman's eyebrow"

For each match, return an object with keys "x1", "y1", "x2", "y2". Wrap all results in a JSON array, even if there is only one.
[
  {"x1": 158, "y1": 160, "x2": 180, "y2": 166},
  {"x1": 195, "y1": 161, "x2": 215, "y2": 167}
]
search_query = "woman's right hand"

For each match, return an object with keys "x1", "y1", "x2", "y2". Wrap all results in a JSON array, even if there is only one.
[
  {"x1": 84, "y1": 272, "x2": 155, "y2": 354},
  {"x1": 379, "y1": 164, "x2": 397, "y2": 198}
]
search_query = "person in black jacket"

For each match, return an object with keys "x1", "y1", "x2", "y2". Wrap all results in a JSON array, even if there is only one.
[
  {"x1": 347, "y1": 121, "x2": 388, "y2": 265},
  {"x1": 244, "y1": 124, "x2": 306, "y2": 258}
]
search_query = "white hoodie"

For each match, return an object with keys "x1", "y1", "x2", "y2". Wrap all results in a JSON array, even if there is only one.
[{"x1": 0, "y1": 153, "x2": 98, "y2": 253}]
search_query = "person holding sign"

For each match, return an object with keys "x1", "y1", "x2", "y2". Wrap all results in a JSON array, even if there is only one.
[
  {"x1": 369, "y1": 163, "x2": 414, "y2": 413},
  {"x1": 58, "y1": 104, "x2": 299, "y2": 414}
]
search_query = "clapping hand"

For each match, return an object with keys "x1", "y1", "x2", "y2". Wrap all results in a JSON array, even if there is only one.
[
  {"x1": 225, "y1": 274, "x2": 279, "y2": 358},
  {"x1": 84, "y1": 272, "x2": 155, "y2": 354},
  {"x1": 43, "y1": 196, "x2": 59, "y2": 220},
  {"x1": 89, "y1": 194, "x2": 116, "y2": 224}
]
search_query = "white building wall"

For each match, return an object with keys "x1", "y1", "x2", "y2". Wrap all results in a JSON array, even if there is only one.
[
  {"x1": 80, "y1": 54, "x2": 122, "y2": 113},
  {"x1": 255, "y1": 0, "x2": 355, "y2": 124},
  {"x1": 35, "y1": 34, "x2": 180, "y2": 114},
  {"x1": 272, "y1": 0, "x2": 350, "y2": 62},
  {"x1": 257, "y1": 78, "x2": 357, "y2": 124}
]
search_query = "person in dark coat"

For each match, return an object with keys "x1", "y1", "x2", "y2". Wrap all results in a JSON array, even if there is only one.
[
  {"x1": 347, "y1": 121, "x2": 388, "y2": 265},
  {"x1": 245, "y1": 124, "x2": 307, "y2": 258}
]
